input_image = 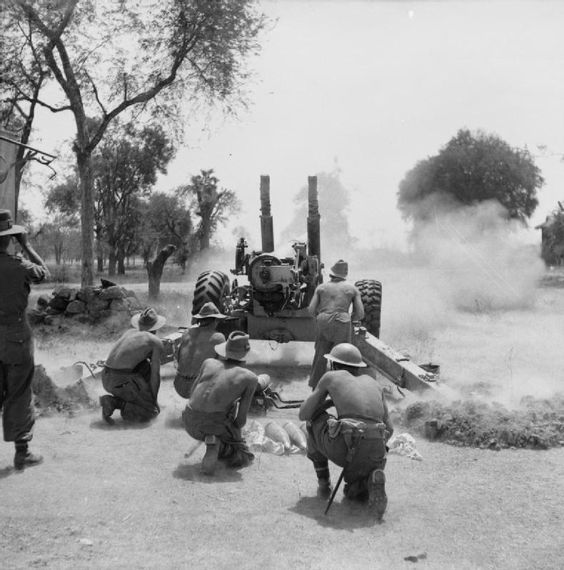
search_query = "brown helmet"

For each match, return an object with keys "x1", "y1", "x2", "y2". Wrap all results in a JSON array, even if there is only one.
[{"x1": 324, "y1": 343, "x2": 366, "y2": 368}]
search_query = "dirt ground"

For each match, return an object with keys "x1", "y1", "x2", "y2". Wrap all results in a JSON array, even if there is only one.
[{"x1": 2, "y1": 275, "x2": 564, "y2": 569}]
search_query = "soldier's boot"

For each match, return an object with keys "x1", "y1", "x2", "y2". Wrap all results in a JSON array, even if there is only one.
[
  {"x1": 313, "y1": 460, "x2": 332, "y2": 499},
  {"x1": 100, "y1": 395, "x2": 119, "y2": 425},
  {"x1": 317, "y1": 478, "x2": 333, "y2": 499},
  {"x1": 14, "y1": 441, "x2": 43, "y2": 471},
  {"x1": 368, "y1": 469, "x2": 387, "y2": 520},
  {"x1": 201, "y1": 435, "x2": 219, "y2": 475}
]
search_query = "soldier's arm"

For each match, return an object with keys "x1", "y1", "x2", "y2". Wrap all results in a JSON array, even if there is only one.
[
  {"x1": 382, "y1": 395, "x2": 394, "y2": 441},
  {"x1": 149, "y1": 336, "x2": 164, "y2": 400},
  {"x1": 308, "y1": 288, "x2": 320, "y2": 316},
  {"x1": 233, "y1": 373, "x2": 258, "y2": 428},
  {"x1": 299, "y1": 374, "x2": 331, "y2": 421},
  {"x1": 351, "y1": 287, "x2": 365, "y2": 321},
  {"x1": 16, "y1": 232, "x2": 49, "y2": 282}
]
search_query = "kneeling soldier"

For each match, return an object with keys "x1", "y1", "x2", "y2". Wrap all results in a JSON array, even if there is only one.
[
  {"x1": 299, "y1": 343, "x2": 393, "y2": 519},
  {"x1": 182, "y1": 331, "x2": 258, "y2": 475},
  {"x1": 100, "y1": 308, "x2": 165, "y2": 424}
]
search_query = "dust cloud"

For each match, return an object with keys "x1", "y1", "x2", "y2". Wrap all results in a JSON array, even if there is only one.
[{"x1": 321, "y1": 198, "x2": 562, "y2": 409}]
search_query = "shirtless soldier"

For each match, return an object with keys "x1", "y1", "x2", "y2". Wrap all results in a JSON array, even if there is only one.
[
  {"x1": 182, "y1": 331, "x2": 258, "y2": 475},
  {"x1": 299, "y1": 343, "x2": 393, "y2": 520},
  {"x1": 174, "y1": 302, "x2": 226, "y2": 398},
  {"x1": 308, "y1": 259, "x2": 364, "y2": 389},
  {"x1": 100, "y1": 307, "x2": 165, "y2": 424}
]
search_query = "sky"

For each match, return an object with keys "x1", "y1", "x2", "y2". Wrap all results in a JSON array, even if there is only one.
[{"x1": 26, "y1": 0, "x2": 564, "y2": 252}]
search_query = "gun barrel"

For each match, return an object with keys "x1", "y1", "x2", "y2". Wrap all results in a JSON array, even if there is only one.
[
  {"x1": 307, "y1": 176, "x2": 321, "y2": 261},
  {"x1": 260, "y1": 175, "x2": 274, "y2": 253}
]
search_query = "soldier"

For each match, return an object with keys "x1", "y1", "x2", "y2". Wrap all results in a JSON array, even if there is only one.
[
  {"x1": 182, "y1": 331, "x2": 258, "y2": 475},
  {"x1": 174, "y1": 302, "x2": 226, "y2": 398},
  {"x1": 99, "y1": 307, "x2": 165, "y2": 424},
  {"x1": 299, "y1": 343, "x2": 393, "y2": 520},
  {"x1": 0, "y1": 209, "x2": 49, "y2": 470},
  {"x1": 308, "y1": 259, "x2": 364, "y2": 389}
]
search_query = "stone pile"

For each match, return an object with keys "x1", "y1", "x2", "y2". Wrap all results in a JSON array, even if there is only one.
[{"x1": 28, "y1": 279, "x2": 144, "y2": 327}]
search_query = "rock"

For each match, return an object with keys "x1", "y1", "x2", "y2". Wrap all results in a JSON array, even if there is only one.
[
  {"x1": 100, "y1": 278, "x2": 117, "y2": 288},
  {"x1": 48, "y1": 296, "x2": 69, "y2": 312},
  {"x1": 87, "y1": 297, "x2": 110, "y2": 313},
  {"x1": 65, "y1": 300, "x2": 86, "y2": 314},
  {"x1": 37, "y1": 295, "x2": 50, "y2": 308},
  {"x1": 77, "y1": 286, "x2": 99, "y2": 303},
  {"x1": 52, "y1": 286, "x2": 76, "y2": 300},
  {"x1": 99, "y1": 286, "x2": 126, "y2": 300},
  {"x1": 110, "y1": 298, "x2": 129, "y2": 312}
]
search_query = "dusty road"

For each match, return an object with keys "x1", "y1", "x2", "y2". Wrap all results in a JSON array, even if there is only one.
[{"x1": 1, "y1": 368, "x2": 563, "y2": 570}]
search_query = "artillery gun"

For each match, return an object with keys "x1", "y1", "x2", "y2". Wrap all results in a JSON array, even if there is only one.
[
  {"x1": 189, "y1": 175, "x2": 445, "y2": 396},
  {"x1": 191, "y1": 175, "x2": 382, "y2": 343}
]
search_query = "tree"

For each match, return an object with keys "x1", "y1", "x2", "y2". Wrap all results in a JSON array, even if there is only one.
[
  {"x1": 281, "y1": 169, "x2": 356, "y2": 255},
  {"x1": 147, "y1": 244, "x2": 176, "y2": 300},
  {"x1": 94, "y1": 122, "x2": 175, "y2": 275},
  {"x1": 397, "y1": 129, "x2": 544, "y2": 225},
  {"x1": 138, "y1": 192, "x2": 193, "y2": 271},
  {"x1": 1, "y1": 9, "x2": 52, "y2": 214},
  {"x1": 45, "y1": 123, "x2": 174, "y2": 274},
  {"x1": 178, "y1": 169, "x2": 240, "y2": 251},
  {"x1": 6, "y1": 0, "x2": 266, "y2": 287}
]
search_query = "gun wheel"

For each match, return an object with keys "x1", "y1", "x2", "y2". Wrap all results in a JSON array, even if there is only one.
[
  {"x1": 192, "y1": 270, "x2": 230, "y2": 317},
  {"x1": 354, "y1": 279, "x2": 382, "y2": 338}
]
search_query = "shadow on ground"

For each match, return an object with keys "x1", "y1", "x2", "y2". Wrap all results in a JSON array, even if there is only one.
[
  {"x1": 89, "y1": 419, "x2": 155, "y2": 431},
  {"x1": 289, "y1": 496, "x2": 382, "y2": 530},
  {"x1": 173, "y1": 462, "x2": 243, "y2": 483}
]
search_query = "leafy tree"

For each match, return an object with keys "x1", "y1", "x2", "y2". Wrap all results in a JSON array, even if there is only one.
[
  {"x1": 397, "y1": 129, "x2": 544, "y2": 225},
  {"x1": 94, "y1": 122, "x2": 174, "y2": 275},
  {"x1": 1, "y1": 9, "x2": 53, "y2": 214},
  {"x1": 6, "y1": 0, "x2": 266, "y2": 287},
  {"x1": 178, "y1": 169, "x2": 240, "y2": 251},
  {"x1": 138, "y1": 192, "x2": 193, "y2": 271},
  {"x1": 45, "y1": 169, "x2": 107, "y2": 269},
  {"x1": 281, "y1": 169, "x2": 356, "y2": 256},
  {"x1": 45, "y1": 122, "x2": 173, "y2": 274}
]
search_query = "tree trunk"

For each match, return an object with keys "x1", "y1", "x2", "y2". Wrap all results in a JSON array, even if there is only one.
[
  {"x1": 76, "y1": 152, "x2": 94, "y2": 287},
  {"x1": 108, "y1": 250, "x2": 117, "y2": 276},
  {"x1": 117, "y1": 249, "x2": 126, "y2": 275},
  {"x1": 147, "y1": 244, "x2": 176, "y2": 301},
  {"x1": 199, "y1": 216, "x2": 211, "y2": 250},
  {"x1": 96, "y1": 235, "x2": 104, "y2": 272}
]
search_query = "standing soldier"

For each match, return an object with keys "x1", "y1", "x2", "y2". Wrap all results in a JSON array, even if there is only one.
[
  {"x1": 299, "y1": 343, "x2": 393, "y2": 520},
  {"x1": 0, "y1": 209, "x2": 48, "y2": 470},
  {"x1": 174, "y1": 302, "x2": 226, "y2": 398},
  {"x1": 308, "y1": 259, "x2": 364, "y2": 389}
]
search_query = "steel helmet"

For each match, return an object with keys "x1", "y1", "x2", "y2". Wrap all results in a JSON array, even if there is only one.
[{"x1": 324, "y1": 343, "x2": 367, "y2": 368}]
